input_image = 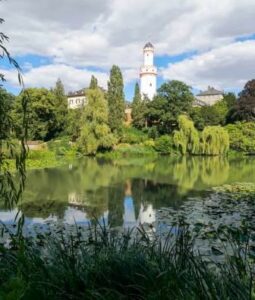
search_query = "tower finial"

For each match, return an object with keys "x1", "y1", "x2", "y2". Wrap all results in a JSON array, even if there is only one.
[{"x1": 144, "y1": 42, "x2": 154, "y2": 49}]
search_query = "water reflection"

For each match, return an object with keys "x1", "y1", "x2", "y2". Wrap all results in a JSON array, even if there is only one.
[{"x1": 1, "y1": 156, "x2": 255, "y2": 229}]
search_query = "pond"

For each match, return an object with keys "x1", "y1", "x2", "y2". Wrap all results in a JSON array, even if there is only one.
[{"x1": 1, "y1": 156, "x2": 255, "y2": 235}]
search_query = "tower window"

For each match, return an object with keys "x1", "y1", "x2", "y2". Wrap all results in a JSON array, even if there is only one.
[{"x1": 150, "y1": 83, "x2": 152, "y2": 87}]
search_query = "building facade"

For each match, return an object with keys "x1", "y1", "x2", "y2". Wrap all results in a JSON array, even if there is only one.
[
  {"x1": 195, "y1": 86, "x2": 224, "y2": 106},
  {"x1": 67, "y1": 89, "x2": 87, "y2": 109},
  {"x1": 140, "y1": 42, "x2": 157, "y2": 100}
]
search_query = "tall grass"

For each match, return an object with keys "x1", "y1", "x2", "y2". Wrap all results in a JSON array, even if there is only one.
[{"x1": 0, "y1": 222, "x2": 254, "y2": 299}]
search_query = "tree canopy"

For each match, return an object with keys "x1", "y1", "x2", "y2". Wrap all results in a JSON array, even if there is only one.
[
  {"x1": 227, "y1": 80, "x2": 255, "y2": 122},
  {"x1": 131, "y1": 82, "x2": 148, "y2": 129},
  {"x1": 78, "y1": 88, "x2": 116, "y2": 155},
  {"x1": 52, "y1": 79, "x2": 68, "y2": 135},
  {"x1": 14, "y1": 88, "x2": 60, "y2": 141},
  {"x1": 89, "y1": 75, "x2": 98, "y2": 90},
  {"x1": 146, "y1": 80, "x2": 194, "y2": 134},
  {"x1": 107, "y1": 65, "x2": 125, "y2": 132}
]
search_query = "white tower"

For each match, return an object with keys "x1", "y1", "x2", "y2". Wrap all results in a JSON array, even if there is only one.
[{"x1": 140, "y1": 42, "x2": 157, "y2": 100}]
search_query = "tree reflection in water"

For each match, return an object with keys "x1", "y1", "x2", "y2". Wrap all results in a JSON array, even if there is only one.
[{"x1": 0, "y1": 156, "x2": 255, "y2": 230}]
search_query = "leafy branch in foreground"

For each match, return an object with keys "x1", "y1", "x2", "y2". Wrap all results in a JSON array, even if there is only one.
[{"x1": 0, "y1": 7, "x2": 27, "y2": 218}]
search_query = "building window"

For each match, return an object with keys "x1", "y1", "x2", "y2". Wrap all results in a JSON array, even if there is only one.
[{"x1": 150, "y1": 83, "x2": 152, "y2": 87}]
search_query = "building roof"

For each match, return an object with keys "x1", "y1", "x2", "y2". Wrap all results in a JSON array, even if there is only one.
[
  {"x1": 144, "y1": 42, "x2": 154, "y2": 49},
  {"x1": 197, "y1": 86, "x2": 224, "y2": 96},
  {"x1": 193, "y1": 99, "x2": 208, "y2": 107},
  {"x1": 67, "y1": 88, "x2": 87, "y2": 97},
  {"x1": 67, "y1": 86, "x2": 106, "y2": 98}
]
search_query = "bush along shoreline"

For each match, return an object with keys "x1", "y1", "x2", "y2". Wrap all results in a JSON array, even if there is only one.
[{"x1": 0, "y1": 220, "x2": 254, "y2": 300}]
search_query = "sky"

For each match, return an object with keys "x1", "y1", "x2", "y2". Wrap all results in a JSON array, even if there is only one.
[{"x1": 1, "y1": 0, "x2": 255, "y2": 101}]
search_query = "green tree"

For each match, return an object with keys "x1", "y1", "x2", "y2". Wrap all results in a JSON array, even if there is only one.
[
  {"x1": 225, "y1": 122, "x2": 255, "y2": 153},
  {"x1": 89, "y1": 75, "x2": 98, "y2": 89},
  {"x1": 66, "y1": 108, "x2": 83, "y2": 141},
  {"x1": 131, "y1": 82, "x2": 148, "y2": 129},
  {"x1": 201, "y1": 126, "x2": 229, "y2": 155},
  {"x1": 227, "y1": 79, "x2": 255, "y2": 122},
  {"x1": 191, "y1": 99, "x2": 229, "y2": 130},
  {"x1": 107, "y1": 65, "x2": 125, "y2": 132},
  {"x1": 173, "y1": 115, "x2": 229, "y2": 156},
  {"x1": 0, "y1": 88, "x2": 15, "y2": 140},
  {"x1": 52, "y1": 79, "x2": 68, "y2": 136},
  {"x1": 146, "y1": 80, "x2": 194, "y2": 133},
  {"x1": 223, "y1": 92, "x2": 236, "y2": 109},
  {"x1": 0, "y1": 9, "x2": 26, "y2": 210},
  {"x1": 78, "y1": 88, "x2": 116, "y2": 155},
  {"x1": 14, "y1": 88, "x2": 59, "y2": 141},
  {"x1": 173, "y1": 115, "x2": 200, "y2": 155},
  {"x1": 201, "y1": 100, "x2": 228, "y2": 127}
]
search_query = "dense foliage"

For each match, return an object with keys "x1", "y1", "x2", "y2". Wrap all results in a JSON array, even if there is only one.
[
  {"x1": 226, "y1": 122, "x2": 255, "y2": 153},
  {"x1": 89, "y1": 75, "x2": 98, "y2": 89},
  {"x1": 14, "y1": 88, "x2": 60, "y2": 141},
  {"x1": 0, "y1": 13, "x2": 27, "y2": 211},
  {"x1": 131, "y1": 82, "x2": 148, "y2": 129},
  {"x1": 174, "y1": 115, "x2": 200, "y2": 155},
  {"x1": 146, "y1": 80, "x2": 194, "y2": 134},
  {"x1": 154, "y1": 135, "x2": 173, "y2": 154},
  {"x1": 201, "y1": 126, "x2": 229, "y2": 155},
  {"x1": 107, "y1": 65, "x2": 125, "y2": 132},
  {"x1": 78, "y1": 88, "x2": 116, "y2": 155},
  {"x1": 227, "y1": 79, "x2": 255, "y2": 122},
  {"x1": 191, "y1": 93, "x2": 236, "y2": 130},
  {"x1": 52, "y1": 79, "x2": 68, "y2": 136},
  {"x1": 174, "y1": 115, "x2": 229, "y2": 155}
]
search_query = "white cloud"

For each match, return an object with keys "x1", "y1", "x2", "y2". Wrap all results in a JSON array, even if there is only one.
[
  {"x1": 1, "y1": 64, "x2": 109, "y2": 92},
  {"x1": 2, "y1": 0, "x2": 255, "y2": 65},
  {"x1": 161, "y1": 40, "x2": 255, "y2": 91},
  {"x1": 1, "y1": 0, "x2": 255, "y2": 91}
]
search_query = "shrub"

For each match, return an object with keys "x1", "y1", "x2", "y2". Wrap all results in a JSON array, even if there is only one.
[
  {"x1": 148, "y1": 126, "x2": 159, "y2": 139},
  {"x1": 120, "y1": 127, "x2": 148, "y2": 144},
  {"x1": 154, "y1": 135, "x2": 173, "y2": 154},
  {"x1": 225, "y1": 122, "x2": 255, "y2": 153}
]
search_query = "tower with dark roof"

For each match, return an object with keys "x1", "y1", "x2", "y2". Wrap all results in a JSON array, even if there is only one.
[{"x1": 140, "y1": 42, "x2": 157, "y2": 100}]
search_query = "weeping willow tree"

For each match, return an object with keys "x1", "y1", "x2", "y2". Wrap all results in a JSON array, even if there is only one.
[
  {"x1": 201, "y1": 126, "x2": 229, "y2": 155},
  {"x1": 173, "y1": 115, "x2": 200, "y2": 155},
  {"x1": 174, "y1": 115, "x2": 229, "y2": 156}
]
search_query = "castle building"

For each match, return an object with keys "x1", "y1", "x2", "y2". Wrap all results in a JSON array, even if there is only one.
[
  {"x1": 140, "y1": 42, "x2": 157, "y2": 100},
  {"x1": 195, "y1": 86, "x2": 224, "y2": 106},
  {"x1": 67, "y1": 88, "x2": 87, "y2": 109}
]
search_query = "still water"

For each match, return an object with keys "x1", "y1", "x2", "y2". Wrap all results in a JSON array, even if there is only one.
[{"x1": 1, "y1": 156, "x2": 255, "y2": 230}]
